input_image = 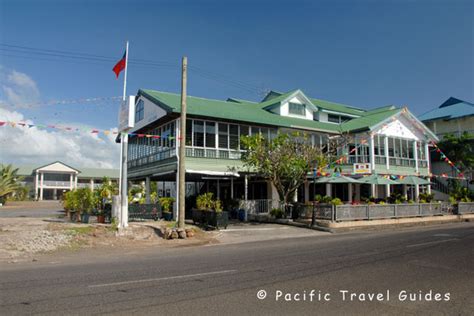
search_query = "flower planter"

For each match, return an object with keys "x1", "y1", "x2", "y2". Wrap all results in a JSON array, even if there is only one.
[
  {"x1": 163, "y1": 212, "x2": 173, "y2": 221},
  {"x1": 191, "y1": 209, "x2": 228, "y2": 229},
  {"x1": 81, "y1": 213, "x2": 90, "y2": 224},
  {"x1": 208, "y1": 211, "x2": 228, "y2": 229},
  {"x1": 192, "y1": 209, "x2": 206, "y2": 225},
  {"x1": 97, "y1": 215, "x2": 106, "y2": 224}
]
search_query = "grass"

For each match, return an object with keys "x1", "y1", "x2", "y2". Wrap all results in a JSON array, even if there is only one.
[{"x1": 66, "y1": 226, "x2": 95, "y2": 235}]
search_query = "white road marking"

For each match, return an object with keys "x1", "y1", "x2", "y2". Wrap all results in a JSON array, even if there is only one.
[
  {"x1": 433, "y1": 234, "x2": 453, "y2": 237},
  {"x1": 88, "y1": 269, "x2": 238, "y2": 288},
  {"x1": 222, "y1": 227, "x2": 290, "y2": 232},
  {"x1": 406, "y1": 238, "x2": 459, "y2": 248}
]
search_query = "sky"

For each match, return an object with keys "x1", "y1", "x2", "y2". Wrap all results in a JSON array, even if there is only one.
[{"x1": 0, "y1": 0, "x2": 472, "y2": 168}]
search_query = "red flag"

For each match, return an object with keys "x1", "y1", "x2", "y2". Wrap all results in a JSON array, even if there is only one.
[{"x1": 113, "y1": 51, "x2": 126, "y2": 78}]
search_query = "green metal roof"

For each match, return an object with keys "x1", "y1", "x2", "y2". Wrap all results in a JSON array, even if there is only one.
[
  {"x1": 340, "y1": 108, "x2": 401, "y2": 132},
  {"x1": 260, "y1": 90, "x2": 367, "y2": 116},
  {"x1": 13, "y1": 164, "x2": 119, "y2": 179},
  {"x1": 310, "y1": 98, "x2": 366, "y2": 116},
  {"x1": 140, "y1": 89, "x2": 342, "y2": 133},
  {"x1": 139, "y1": 89, "x2": 404, "y2": 134}
]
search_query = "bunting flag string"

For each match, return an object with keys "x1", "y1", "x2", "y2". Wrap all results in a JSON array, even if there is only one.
[
  {"x1": 5, "y1": 96, "x2": 122, "y2": 109},
  {"x1": 0, "y1": 120, "x2": 181, "y2": 140},
  {"x1": 429, "y1": 141, "x2": 464, "y2": 178}
]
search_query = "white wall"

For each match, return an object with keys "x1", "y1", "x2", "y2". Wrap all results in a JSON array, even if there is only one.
[
  {"x1": 279, "y1": 96, "x2": 314, "y2": 120},
  {"x1": 375, "y1": 115, "x2": 425, "y2": 141},
  {"x1": 315, "y1": 111, "x2": 329, "y2": 122},
  {"x1": 131, "y1": 96, "x2": 167, "y2": 132}
]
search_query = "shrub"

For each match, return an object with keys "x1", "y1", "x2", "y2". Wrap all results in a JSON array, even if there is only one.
[
  {"x1": 419, "y1": 193, "x2": 434, "y2": 203},
  {"x1": 270, "y1": 208, "x2": 284, "y2": 219},
  {"x1": 196, "y1": 192, "x2": 214, "y2": 210},
  {"x1": 331, "y1": 198, "x2": 343, "y2": 206},
  {"x1": 213, "y1": 199, "x2": 223, "y2": 212},
  {"x1": 321, "y1": 195, "x2": 332, "y2": 203},
  {"x1": 314, "y1": 194, "x2": 323, "y2": 203},
  {"x1": 159, "y1": 197, "x2": 175, "y2": 213}
]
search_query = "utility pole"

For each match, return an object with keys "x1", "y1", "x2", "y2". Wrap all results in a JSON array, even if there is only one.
[{"x1": 178, "y1": 56, "x2": 187, "y2": 229}]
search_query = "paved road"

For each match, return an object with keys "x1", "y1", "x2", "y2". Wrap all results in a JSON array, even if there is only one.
[{"x1": 1, "y1": 222, "x2": 473, "y2": 315}]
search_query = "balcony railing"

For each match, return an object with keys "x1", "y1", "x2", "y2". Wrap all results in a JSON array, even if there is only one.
[
  {"x1": 128, "y1": 148, "x2": 176, "y2": 168},
  {"x1": 185, "y1": 147, "x2": 242, "y2": 160},
  {"x1": 42, "y1": 180, "x2": 71, "y2": 187}
]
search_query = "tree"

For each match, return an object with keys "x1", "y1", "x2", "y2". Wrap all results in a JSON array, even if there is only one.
[
  {"x1": 0, "y1": 164, "x2": 24, "y2": 204},
  {"x1": 437, "y1": 132, "x2": 474, "y2": 177},
  {"x1": 240, "y1": 132, "x2": 327, "y2": 205}
]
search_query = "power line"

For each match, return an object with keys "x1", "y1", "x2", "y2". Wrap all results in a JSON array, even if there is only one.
[{"x1": 0, "y1": 42, "x2": 268, "y2": 97}]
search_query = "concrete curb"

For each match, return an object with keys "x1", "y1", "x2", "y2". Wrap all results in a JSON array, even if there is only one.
[{"x1": 249, "y1": 214, "x2": 474, "y2": 233}]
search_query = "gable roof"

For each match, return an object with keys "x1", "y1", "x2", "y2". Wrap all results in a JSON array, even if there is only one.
[
  {"x1": 34, "y1": 161, "x2": 80, "y2": 173},
  {"x1": 14, "y1": 163, "x2": 119, "y2": 178},
  {"x1": 261, "y1": 90, "x2": 366, "y2": 116},
  {"x1": 419, "y1": 97, "x2": 474, "y2": 122}
]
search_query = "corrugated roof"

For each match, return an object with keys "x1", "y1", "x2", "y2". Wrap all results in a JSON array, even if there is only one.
[
  {"x1": 260, "y1": 90, "x2": 367, "y2": 116},
  {"x1": 310, "y1": 98, "x2": 366, "y2": 116},
  {"x1": 140, "y1": 89, "x2": 342, "y2": 133},
  {"x1": 139, "y1": 89, "x2": 405, "y2": 134},
  {"x1": 419, "y1": 97, "x2": 474, "y2": 122},
  {"x1": 14, "y1": 164, "x2": 119, "y2": 178},
  {"x1": 341, "y1": 108, "x2": 401, "y2": 132}
]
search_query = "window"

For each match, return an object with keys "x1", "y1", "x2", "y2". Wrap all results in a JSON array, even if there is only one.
[
  {"x1": 328, "y1": 114, "x2": 340, "y2": 123},
  {"x1": 186, "y1": 119, "x2": 192, "y2": 146},
  {"x1": 205, "y1": 122, "x2": 216, "y2": 148},
  {"x1": 193, "y1": 120, "x2": 204, "y2": 147},
  {"x1": 240, "y1": 125, "x2": 249, "y2": 137},
  {"x1": 289, "y1": 102, "x2": 305, "y2": 116},
  {"x1": 328, "y1": 114, "x2": 352, "y2": 124},
  {"x1": 135, "y1": 100, "x2": 144, "y2": 123},
  {"x1": 229, "y1": 124, "x2": 239, "y2": 149},
  {"x1": 218, "y1": 123, "x2": 228, "y2": 149}
]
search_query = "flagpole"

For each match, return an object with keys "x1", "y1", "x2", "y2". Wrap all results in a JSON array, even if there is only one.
[
  {"x1": 123, "y1": 41, "x2": 129, "y2": 101},
  {"x1": 119, "y1": 40, "x2": 129, "y2": 230}
]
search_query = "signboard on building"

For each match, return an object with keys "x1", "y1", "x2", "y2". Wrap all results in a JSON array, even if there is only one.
[
  {"x1": 118, "y1": 95, "x2": 135, "y2": 132},
  {"x1": 353, "y1": 163, "x2": 371, "y2": 174}
]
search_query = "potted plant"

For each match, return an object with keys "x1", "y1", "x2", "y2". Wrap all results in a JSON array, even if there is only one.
[
  {"x1": 159, "y1": 197, "x2": 175, "y2": 221},
  {"x1": 192, "y1": 193, "x2": 228, "y2": 229},
  {"x1": 72, "y1": 188, "x2": 94, "y2": 224},
  {"x1": 270, "y1": 208, "x2": 284, "y2": 219}
]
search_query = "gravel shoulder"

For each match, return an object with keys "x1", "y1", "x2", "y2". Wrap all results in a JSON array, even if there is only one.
[{"x1": 0, "y1": 217, "x2": 218, "y2": 264}]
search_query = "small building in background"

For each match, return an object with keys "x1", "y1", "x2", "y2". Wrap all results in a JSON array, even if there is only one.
[
  {"x1": 419, "y1": 97, "x2": 474, "y2": 198},
  {"x1": 16, "y1": 161, "x2": 119, "y2": 201},
  {"x1": 420, "y1": 97, "x2": 474, "y2": 140}
]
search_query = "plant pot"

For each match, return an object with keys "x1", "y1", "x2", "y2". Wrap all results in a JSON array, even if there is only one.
[
  {"x1": 163, "y1": 212, "x2": 173, "y2": 221},
  {"x1": 97, "y1": 215, "x2": 105, "y2": 224},
  {"x1": 192, "y1": 209, "x2": 206, "y2": 224},
  {"x1": 81, "y1": 213, "x2": 90, "y2": 224},
  {"x1": 69, "y1": 211, "x2": 76, "y2": 222}
]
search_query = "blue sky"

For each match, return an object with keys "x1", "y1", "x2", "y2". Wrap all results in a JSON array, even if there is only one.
[{"x1": 0, "y1": 0, "x2": 473, "y2": 130}]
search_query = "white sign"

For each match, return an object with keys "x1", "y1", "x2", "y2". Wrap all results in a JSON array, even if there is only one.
[
  {"x1": 118, "y1": 95, "x2": 135, "y2": 132},
  {"x1": 353, "y1": 163, "x2": 371, "y2": 174}
]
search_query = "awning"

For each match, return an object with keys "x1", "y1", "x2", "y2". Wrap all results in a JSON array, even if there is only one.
[
  {"x1": 359, "y1": 174, "x2": 399, "y2": 185},
  {"x1": 397, "y1": 176, "x2": 430, "y2": 185},
  {"x1": 185, "y1": 169, "x2": 240, "y2": 177},
  {"x1": 314, "y1": 175, "x2": 362, "y2": 184}
]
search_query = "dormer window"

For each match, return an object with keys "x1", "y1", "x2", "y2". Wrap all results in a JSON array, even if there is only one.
[
  {"x1": 135, "y1": 100, "x2": 144, "y2": 123},
  {"x1": 289, "y1": 102, "x2": 305, "y2": 116}
]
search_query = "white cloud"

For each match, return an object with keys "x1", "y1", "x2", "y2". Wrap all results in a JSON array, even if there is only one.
[
  {"x1": 0, "y1": 107, "x2": 120, "y2": 169},
  {"x1": 0, "y1": 68, "x2": 40, "y2": 108}
]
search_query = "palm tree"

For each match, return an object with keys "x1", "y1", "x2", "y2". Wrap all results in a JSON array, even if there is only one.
[{"x1": 0, "y1": 164, "x2": 24, "y2": 204}]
